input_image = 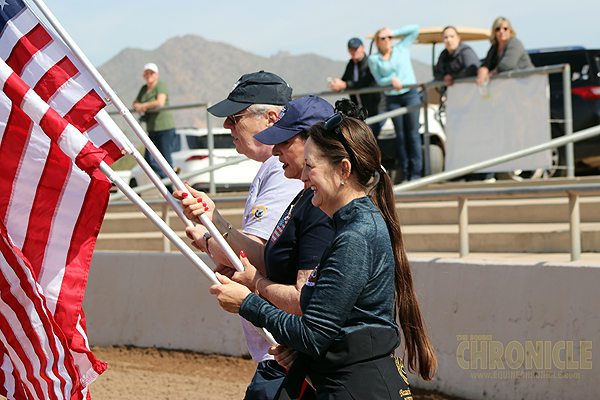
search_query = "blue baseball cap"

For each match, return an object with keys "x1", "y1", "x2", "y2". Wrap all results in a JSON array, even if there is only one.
[
  {"x1": 254, "y1": 95, "x2": 334, "y2": 145},
  {"x1": 347, "y1": 37, "x2": 363, "y2": 48}
]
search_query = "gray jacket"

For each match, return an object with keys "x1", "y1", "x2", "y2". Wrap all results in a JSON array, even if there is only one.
[
  {"x1": 434, "y1": 41, "x2": 481, "y2": 81},
  {"x1": 482, "y1": 37, "x2": 534, "y2": 73}
]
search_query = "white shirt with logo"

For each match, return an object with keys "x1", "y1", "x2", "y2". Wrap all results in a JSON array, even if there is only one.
[{"x1": 241, "y1": 155, "x2": 303, "y2": 362}]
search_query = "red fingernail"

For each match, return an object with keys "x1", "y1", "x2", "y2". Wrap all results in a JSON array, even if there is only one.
[
  {"x1": 240, "y1": 250, "x2": 246, "y2": 258},
  {"x1": 202, "y1": 202, "x2": 206, "y2": 206},
  {"x1": 185, "y1": 181, "x2": 190, "y2": 186},
  {"x1": 197, "y1": 198, "x2": 202, "y2": 203},
  {"x1": 204, "y1": 207, "x2": 209, "y2": 211},
  {"x1": 182, "y1": 192, "x2": 188, "y2": 197}
]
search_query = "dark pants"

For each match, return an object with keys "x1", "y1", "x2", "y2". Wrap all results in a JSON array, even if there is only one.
[
  {"x1": 386, "y1": 89, "x2": 422, "y2": 181},
  {"x1": 144, "y1": 128, "x2": 176, "y2": 179},
  {"x1": 244, "y1": 360, "x2": 287, "y2": 400}
]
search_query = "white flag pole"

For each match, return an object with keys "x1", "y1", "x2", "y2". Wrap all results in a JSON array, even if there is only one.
[
  {"x1": 101, "y1": 161, "x2": 277, "y2": 345},
  {"x1": 100, "y1": 162, "x2": 219, "y2": 283},
  {"x1": 28, "y1": 0, "x2": 243, "y2": 272}
]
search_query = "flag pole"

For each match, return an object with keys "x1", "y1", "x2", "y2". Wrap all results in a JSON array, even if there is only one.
[
  {"x1": 100, "y1": 161, "x2": 277, "y2": 345},
  {"x1": 28, "y1": 0, "x2": 243, "y2": 272},
  {"x1": 100, "y1": 161, "x2": 218, "y2": 283}
]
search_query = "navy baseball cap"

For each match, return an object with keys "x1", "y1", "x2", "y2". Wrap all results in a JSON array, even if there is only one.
[
  {"x1": 254, "y1": 95, "x2": 334, "y2": 145},
  {"x1": 347, "y1": 37, "x2": 363, "y2": 48},
  {"x1": 207, "y1": 71, "x2": 293, "y2": 117}
]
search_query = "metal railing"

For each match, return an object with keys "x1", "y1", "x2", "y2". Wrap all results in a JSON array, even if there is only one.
[
  {"x1": 395, "y1": 181, "x2": 600, "y2": 261},
  {"x1": 108, "y1": 196, "x2": 247, "y2": 252},
  {"x1": 103, "y1": 64, "x2": 600, "y2": 260},
  {"x1": 108, "y1": 64, "x2": 575, "y2": 194}
]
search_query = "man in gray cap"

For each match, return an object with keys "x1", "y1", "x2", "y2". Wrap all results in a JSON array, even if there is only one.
[
  {"x1": 329, "y1": 38, "x2": 384, "y2": 137},
  {"x1": 203, "y1": 71, "x2": 303, "y2": 399}
]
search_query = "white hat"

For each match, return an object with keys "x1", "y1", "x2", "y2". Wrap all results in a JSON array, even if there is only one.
[{"x1": 143, "y1": 62, "x2": 159, "y2": 74}]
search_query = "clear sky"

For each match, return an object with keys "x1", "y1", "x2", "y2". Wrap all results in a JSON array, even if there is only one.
[{"x1": 31, "y1": 0, "x2": 599, "y2": 68}]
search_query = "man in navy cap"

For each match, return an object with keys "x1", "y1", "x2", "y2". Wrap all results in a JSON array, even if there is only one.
[
  {"x1": 202, "y1": 71, "x2": 303, "y2": 400},
  {"x1": 329, "y1": 38, "x2": 384, "y2": 137}
]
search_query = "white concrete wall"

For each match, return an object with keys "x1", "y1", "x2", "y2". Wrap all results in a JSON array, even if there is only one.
[
  {"x1": 85, "y1": 252, "x2": 599, "y2": 399},
  {"x1": 84, "y1": 252, "x2": 247, "y2": 356},
  {"x1": 405, "y1": 257, "x2": 599, "y2": 399}
]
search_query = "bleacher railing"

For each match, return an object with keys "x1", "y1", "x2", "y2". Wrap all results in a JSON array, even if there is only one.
[{"x1": 107, "y1": 64, "x2": 600, "y2": 259}]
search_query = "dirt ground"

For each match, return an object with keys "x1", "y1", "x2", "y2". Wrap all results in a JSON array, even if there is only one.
[{"x1": 87, "y1": 346, "x2": 470, "y2": 400}]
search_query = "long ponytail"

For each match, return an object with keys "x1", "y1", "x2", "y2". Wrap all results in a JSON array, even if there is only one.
[
  {"x1": 309, "y1": 99, "x2": 437, "y2": 380},
  {"x1": 371, "y1": 172, "x2": 437, "y2": 380}
]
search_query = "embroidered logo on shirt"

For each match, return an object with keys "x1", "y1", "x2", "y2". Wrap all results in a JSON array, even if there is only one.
[
  {"x1": 305, "y1": 265, "x2": 319, "y2": 287},
  {"x1": 250, "y1": 205, "x2": 266, "y2": 220}
]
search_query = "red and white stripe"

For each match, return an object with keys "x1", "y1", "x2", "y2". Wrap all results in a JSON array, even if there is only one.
[
  {"x1": 0, "y1": 2, "x2": 131, "y2": 397},
  {"x1": 0, "y1": 3, "x2": 131, "y2": 163},
  {"x1": 0, "y1": 220, "x2": 80, "y2": 400}
]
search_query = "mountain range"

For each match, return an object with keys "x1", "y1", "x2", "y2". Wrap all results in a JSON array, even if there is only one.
[{"x1": 99, "y1": 34, "x2": 433, "y2": 135}]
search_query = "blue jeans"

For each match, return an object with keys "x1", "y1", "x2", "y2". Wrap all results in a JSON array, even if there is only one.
[
  {"x1": 386, "y1": 89, "x2": 422, "y2": 181},
  {"x1": 144, "y1": 128, "x2": 176, "y2": 179},
  {"x1": 243, "y1": 360, "x2": 287, "y2": 400}
]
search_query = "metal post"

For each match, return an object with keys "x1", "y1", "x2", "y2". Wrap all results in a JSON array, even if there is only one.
[
  {"x1": 207, "y1": 105, "x2": 216, "y2": 194},
  {"x1": 563, "y1": 64, "x2": 575, "y2": 178},
  {"x1": 162, "y1": 203, "x2": 170, "y2": 252},
  {"x1": 458, "y1": 197, "x2": 469, "y2": 257},
  {"x1": 421, "y1": 85, "x2": 431, "y2": 176},
  {"x1": 568, "y1": 192, "x2": 581, "y2": 261}
]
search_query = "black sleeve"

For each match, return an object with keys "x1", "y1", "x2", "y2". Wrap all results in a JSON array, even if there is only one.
[
  {"x1": 296, "y1": 204, "x2": 334, "y2": 270},
  {"x1": 340, "y1": 61, "x2": 354, "y2": 84},
  {"x1": 481, "y1": 45, "x2": 496, "y2": 70},
  {"x1": 433, "y1": 51, "x2": 447, "y2": 81}
]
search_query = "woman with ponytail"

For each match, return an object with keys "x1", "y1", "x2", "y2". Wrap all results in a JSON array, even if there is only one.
[{"x1": 211, "y1": 99, "x2": 436, "y2": 399}]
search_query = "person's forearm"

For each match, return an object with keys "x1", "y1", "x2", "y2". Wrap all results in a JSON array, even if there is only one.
[
  {"x1": 257, "y1": 280, "x2": 303, "y2": 316},
  {"x1": 139, "y1": 98, "x2": 163, "y2": 110},
  {"x1": 206, "y1": 211, "x2": 266, "y2": 274}
]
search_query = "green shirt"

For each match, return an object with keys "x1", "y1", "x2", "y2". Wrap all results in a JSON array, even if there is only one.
[{"x1": 135, "y1": 81, "x2": 176, "y2": 132}]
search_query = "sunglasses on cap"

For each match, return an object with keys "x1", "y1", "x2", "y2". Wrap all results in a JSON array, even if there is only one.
[{"x1": 323, "y1": 112, "x2": 357, "y2": 165}]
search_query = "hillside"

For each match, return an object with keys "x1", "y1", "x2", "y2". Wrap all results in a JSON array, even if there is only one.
[{"x1": 99, "y1": 34, "x2": 432, "y2": 134}]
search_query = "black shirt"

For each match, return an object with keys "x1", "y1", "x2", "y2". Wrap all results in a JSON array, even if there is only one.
[{"x1": 264, "y1": 188, "x2": 334, "y2": 284}]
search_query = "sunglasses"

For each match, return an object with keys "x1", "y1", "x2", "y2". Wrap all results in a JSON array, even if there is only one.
[
  {"x1": 323, "y1": 112, "x2": 357, "y2": 165},
  {"x1": 378, "y1": 35, "x2": 393, "y2": 41},
  {"x1": 227, "y1": 111, "x2": 253, "y2": 125},
  {"x1": 495, "y1": 26, "x2": 509, "y2": 32}
]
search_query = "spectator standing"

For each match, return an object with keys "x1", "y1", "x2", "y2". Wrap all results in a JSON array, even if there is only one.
[
  {"x1": 329, "y1": 38, "x2": 384, "y2": 137},
  {"x1": 475, "y1": 17, "x2": 533, "y2": 182},
  {"x1": 476, "y1": 17, "x2": 533, "y2": 86},
  {"x1": 200, "y1": 71, "x2": 304, "y2": 400},
  {"x1": 434, "y1": 26, "x2": 481, "y2": 88},
  {"x1": 133, "y1": 63, "x2": 176, "y2": 179},
  {"x1": 368, "y1": 25, "x2": 423, "y2": 182}
]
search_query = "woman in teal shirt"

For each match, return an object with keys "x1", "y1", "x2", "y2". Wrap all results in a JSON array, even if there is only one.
[{"x1": 368, "y1": 25, "x2": 422, "y2": 182}]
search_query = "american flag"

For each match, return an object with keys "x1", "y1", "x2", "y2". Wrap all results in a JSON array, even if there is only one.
[{"x1": 0, "y1": 0, "x2": 131, "y2": 398}]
